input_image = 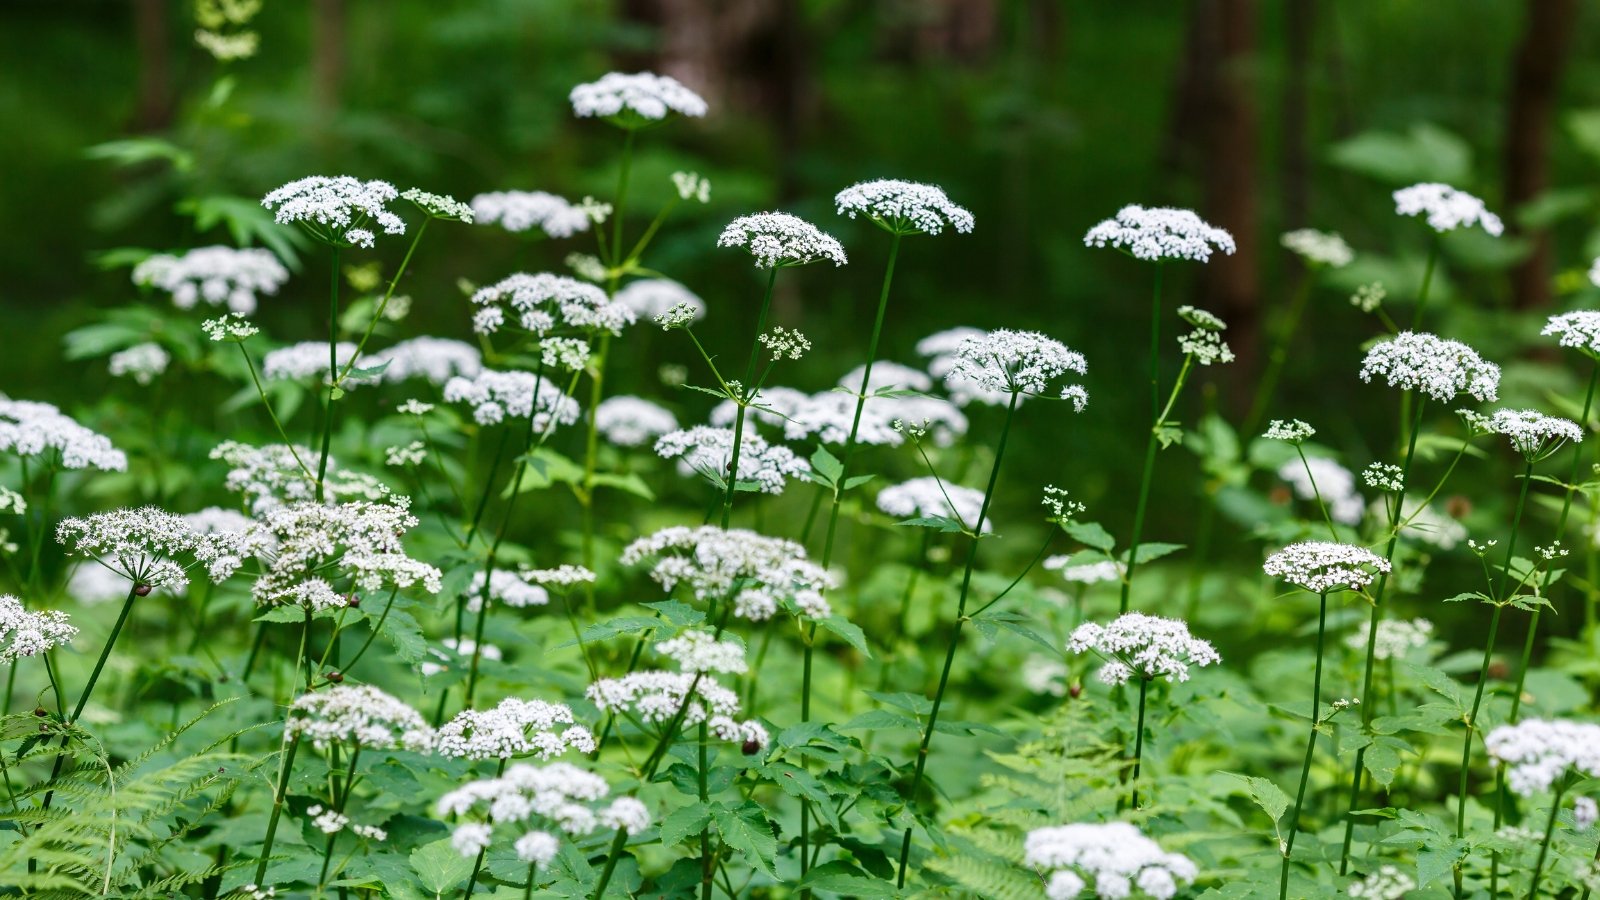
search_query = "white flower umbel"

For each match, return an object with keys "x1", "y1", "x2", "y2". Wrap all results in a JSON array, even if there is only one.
[
  {"x1": 947, "y1": 329, "x2": 1089, "y2": 408},
  {"x1": 434, "y1": 697, "x2": 595, "y2": 761},
  {"x1": 365, "y1": 337, "x2": 482, "y2": 385},
  {"x1": 401, "y1": 188, "x2": 473, "y2": 223},
  {"x1": 1345, "y1": 617, "x2": 1433, "y2": 661},
  {"x1": 436, "y1": 761, "x2": 647, "y2": 871},
  {"x1": 1264, "y1": 419, "x2": 1316, "y2": 443},
  {"x1": 471, "y1": 191, "x2": 591, "y2": 239},
  {"x1": 443, "y1": 369, "x2": 582, "y2": 429},
  {"x1": 1068, "y1": 613, "x2": 1220, "y2": 685},
  {"x1": 569, "y1": 71, "x2": 708, "y2": 124},
  {"x1": 133, "y1": 245, "x2": 290, "y2": 315},
  {"x1": 252, "y1": 498, "x2": 442, "y2": 611},
  {"x1": 876, "y1": 477, "x2": 992, "y2": 533},
  {"x1": 620, "y1": 525, "x2": 835, "y2": 621},
  {"x1": 1347, "y1": 865, "x2": 1417, "y2": 899},
  {"x1": 286, "y1": 684, "x2": 433, "y2": 751},
  {"x1": 470, "y1": 272, "x2": 633, "y2": 338},
  {"x1": 1358, "y1": 331, "x2": 1501, "y2": 403},
  {"x1": 263, "y1": 341, "x2": 364, "y2": 385},
  {"x1": 0, "y1": 594, "x2": 76, "y2": 663},
  {"x1": 614, "y1": 279, "x2": 706, "y2": 322},
  {"x1": 1263, "y1": 541, "x2": 1390, "y2": 593},
  {"x1": 522, "y1": 565, "x2": 596, "y2": 591},
  {"x1": 586, "y1": 669, "x2": 766, "y2": 750},
  {"x1": 1577, "y1": 797, "x2": 1598, "y2": 831},
  {"x1": 1393, "y1": 183, "x2": 1504, "y2": 236},
  {"x1": 1043, "y1": 557, "x2": 1125, "y2": 585},
  {"x1": 0, "y1": 399, "x2": 127, "y2": 471},
  {"x1": 466, "y1": 569, "x2": 549, "y2": 613},
  {"x1": 1084, "y1": 205, "x2": 1237, "y2": 262},
  {"x1": 1276, "y1": 457, "x2": 1365, "y2": 526},
  {"x1": 1488, "y1": 409, "x2": 1584, "y2": 461},
  {"x1": 261, "y1": 176, "x2": 406, "y2": 248},
  {"x1": 595, "y1": 396, "x2": 678, "y2": 447},
  {"x1": 833, "y1": 179, "x2": 974, "y2": 236},
  {"x1": 1024, "y1": 822, "x2": 1198, "y2": 900},
  {"x1": 784, "y1": 390, "x2": 967, "y2": 448},
  {"x1": 184, "y1": 506, "x2": 275, "y2": 556},
  {"x1": 916, "y1": 326, "x2": 1010, "y2": 407},
  {"x1": 57, "y1": 507, "x2": 244, "y2": 589},
  {"x1": 1280, "y1": 229, "x2": 1354, "y2": 268},
  {"x1": 717, "y1": 212, "x2": 847, "y2": 268},
  {"x1": 838, "y1": 361, "x2": 933, "y2": 394},
  {"x1": 657, "y1": 630, "x2": 748, "y2": 674},
  {"x1": 108, "y1": 342, "x2": 171, "y2": 385},
  {"x1": 1485, "y1": 718, "x2": 1600, "y2": 796},
  {"x1": 1543, "y1": 311, "x2": 1600, "y2": 358},
  {"x1": 654, "y1": 426, "x2": 808, "y2": 495},
  {"x1": 210, "y1": 441, "x2": 387, "y2": 514}
]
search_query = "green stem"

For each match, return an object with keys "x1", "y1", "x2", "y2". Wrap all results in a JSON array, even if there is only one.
[
  {"x1": 581, "y1": 333, "x2": 612, "y2": 596},
  {"x1": 720, "y1": 268, "x2": 778, "y2": 527},
  {"x1": 895, "y1": 389, "x2": 1020, "y2": 888},
  {"x1": 608, "y1": 130, "x2": 636, "y2": 280},
  {"x1": 1280, "y1": 592, "x2": 1328, "y2": 900},
  {"x1": 316, "y1": 742, "x2": 362, "y2": 891},
  {"x1": 1129, "y1": 676, "x2": 1150, "y2": 809},
  {"x1": 464, "y1": 407, "x2": 542, "y2": 709},
  {"x1": 238, "y1": 345, "x2": 315, "y2": 482},
  {"x1": 1244, "y1": 272, "x2": 1315, "y2": 437},
  {"x1": 1339, "y1": 395, "x2": 1427, "y2": 874},
  {"x1": 1527, "y1": 780, "x2": 1567, "y2": 900},
  {"x1": 698, "y1": 720, "x2": 713, "y2": 900},
  {"x1": 1409, "y1": 236, "x2": 1440, "y2": 331},
  {"x1": 336, "y1": 219, "x2": 428, "y2": 385},
  {"x1": 253, "y1": 734, "x2": 303, "y2": 886},
  {"x1": 1120, "y1": 263, "x2": 1164, "y2": 613},
  {"x1": 38, "y1": 584, "x2": 139, "y2": 814},
  {"x1": 315, "y1": 246, "x2": 341, "y2": 503}
]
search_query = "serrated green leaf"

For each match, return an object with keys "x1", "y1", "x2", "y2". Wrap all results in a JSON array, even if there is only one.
[
  {"x1": 711, "y1": 801, "x2": 777, "y2": 878},
  {"x1": 410, "y1": 838, "x2": 475, "y2": 894}
]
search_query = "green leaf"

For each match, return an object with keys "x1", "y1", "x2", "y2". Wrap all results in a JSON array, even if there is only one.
[
  {"x1": 84, "y1": 136, "x2": 194, "y2": 172},
  {"x1": 410, "y1": 838, "x2": 475, "y2": 895},
  {"x1": 1062, "y1": 520, "x2": 1116, "y2": 551},
  {"x1": 840, "y1": 709, "x2": 919, "y2": 731},
  {"x1": 254, "y1": 606, "x2": 305, "y2": 624},
  {"x1": 379, "y1": 608, "x2": 428, "y2": 663},
  {"x1": 711, "y1": 801, "x2": 778, "y2": 878},
  {"x1": 515, "y1": 448, "x2": 585, "y2": 493},
  {"x1": 798, "y1": 861, "x2": 901, "y2": 897},
  {"x1": 897, "y1": 514, "x2": 968, "y2": 534},
  {"x1": 843, "y1": 474, "x2": 875, "y2": 490},
  {"x1": 810, "y1": 446, "x2": 843, "y2": 485},
  {"x1": 1131, "y1": 542, "x2": 1185, "y2": 564},
  {"x1": 1221, "y1": 772, "x2": 1289, "y2": 827},
  {"x1": 642, "y1": 600, "x2": 704, "y2": 627},
  {"x1": 1326, "y1": 123, "x2": 1472, "y2": 185},
  {"x1": 590, "y1": 472, "x2": 655, "y2": 501},
  {"x1": 658, "y1": 803, "x2": 712, "y2": 847},
  {"x1": 815, "y1": 616, "x2": 872, "y2": 657}
]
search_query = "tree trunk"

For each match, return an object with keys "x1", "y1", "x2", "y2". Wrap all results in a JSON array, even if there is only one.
[
  {"x1": 1505, "y1": 0, "x2": 1578, "y2": 310},
  {"x1": 132, "y1": 0, "x2": 172, "y2": 132}
]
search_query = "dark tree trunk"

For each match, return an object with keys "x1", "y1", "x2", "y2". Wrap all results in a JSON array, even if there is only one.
[
  {"x1": 132, "y1": 0, "x2": 173, "y2": 132},
  {"x1": 1505, "y1": 0, "x2": 1579, "y2": 310},
  {"x1": 1281, "y1": 0, "x2": 1314, "y2": 231}
]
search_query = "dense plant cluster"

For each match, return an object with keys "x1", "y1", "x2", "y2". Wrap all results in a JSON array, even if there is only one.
[{"x1": 8, "y1": 44, "x2": 1600, "y2": 900}]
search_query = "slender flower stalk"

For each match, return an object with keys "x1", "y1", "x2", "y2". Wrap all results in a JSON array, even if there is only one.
[
  {"x1": 1279, "y1": 593, "x2": 1327, "y2": 899},
  {"x1": 1122, "y1": 263, "x2": 1162, "y2": 614},
  {"x1": 721, "y1": 267, "x2": 778, "y2": 528},
  {"x1": 315, "y1": 247, "x2": 340, "y2": 502}
]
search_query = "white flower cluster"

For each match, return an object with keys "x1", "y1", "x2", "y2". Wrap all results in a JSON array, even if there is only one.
[
  {"x1": 654, "y1": 425, "x2": 809, "y2": 495},
  {"x1": 833, "y1": 179, "x2": 974, "y2": 236},
  {"x1": 252, "y1": 498, "x2": 442, "y2": 610},
  {"x1": 1263, "y1": 541, "x2": 1390, "y2": 593},
  {"x1": 443, "y1": 369, "x2": 582, "y2": 429},
  {"x1": 876, "y1": 477, "x2": 991, "y2": 533},
  {"x1": 717, "y1": 212, "x2": 847, "y2": 268},
  {"x1": 586, "y1": 669, "x2": 767, "y2": 750},
  {"x1": 470, "y1": 272, "x2": 633, "y2": 337},
  {"x1": 471, "y1": 191, "x2": 591, "y2": 239},
  {"x1": 202, "y1": 313, "x2": 259, "y2": 342},
  {"x1": 1578, "y1": 797, "x2": 1598, "y2": 830},
  {"x1": 1264, "y1": 419, "x2": 1315, "y2": 443},
  {"x1": 620, "y1": 525, "x2": 835, "y2": 621},
  {"x1": 1024, "y1": 822, "x2": 1198, "y2": 900},
  {"x1": 1280, "y1": 229, "x2": 1354, "y2": 268},
  {"x1": 467, "y1": 569, "x2": 549, "y2": 612},
  {"x1": 1068, "y1": 613, "x2": 1220, "y2": 685},
  {"x1": 614, "y1": 279, "x2": 706, "y2": 322},
  {"x1": 1022, "y1": 655, "x2": 1069, "y2": 697},
  {"x1": 1176, "y1": 305, "x2": 1234, "y2": 365},
  {"x1": 1543, "y1": 311, "x2": 1600, "y2": 358},
  {"x1": 1362, "y1": 463, "x2": 1404, "y2": 493},
  {"x1": 261, "y1": 176, "x2": 406, "y2": 248},
  {"x1": 569, "y1": 71, "x2": 708, "y2": 122},
  {"x1": 210, "y1": 441, "x2": 386, "y2": 514},
  {"x1": 1347, "y1": 865, "x2": 1417, "y2": 899},
  {"x1": 0, "y1": 399, "x2": 127, "y2": 471},
  {"x1": 0, "y1": 594, "x2": 76, "y2": 664},
  {"x1": 1485, "y1": 718, "x2": 1600, "y2": 796},
  {"x1": 108, "y1": 342, "x2": 171, "y2": 385},
  {"x1": 184, "y1": 506, "x2": 275, "y2": 555},
  {"x1": 286, "y1": 684, "x2": 434, "y2": 750},
  {"x1": 523, "y1": 565, "x2": 596, "y2": 590},
  {"x1": 1043, "y1": 557, "x2": 1124, "y2": 585},
  {"x1": 366, "y1": 337, "x2": 482, "y2": 385},
  {"x1": 1347, "y1": 617, "x2": 1434, "y2": 661},
  {"x1": 839, "y1": 361, "x2": 933, "y2": 394},
  {"x1": 1358, "y1": 331, "x2": 1501, "y2": 403},
  {"x1": 1277, "y1": 457, "x2": 1365, "y2": 526},
  {"x1": 657, "y1": 630, "x2": 748, "y2": 674},
  {"x1": 917, "y1": 326, "x2": 1009, "y2": 407},
  {"x1": 1392, "y1": 183, "x2": 1504, "y2": 236},
  {"x1": 947, "y1": 329, "x2": 1089, "y2": 408},
  {"x1": 1084, "y1": 205, "x2": 1237, "y2": 262},
  {"x1": 595, "y1": 396, "x2": 679, "y2": 447},
  {"x1": 420, "y1": 637, "x2": 499, "y2": 677},
  {"x1": 263, "y1": 341, "x2": 362, "y2": 384},
  {"x1": 784, "y1": 390, "x2": 967, "y2": 448},
  {"x1": 57, "y1": 507, "x2": 243, "y2": 589},
  {"x1": 401, "y1": 187, "x2": 473, "y2": 222},
  {"x1": 434, "y1": 697, "x2": 595, "y2": 761},
  {"x1": 133, "y1": 245, "x2": 289, "y2": 314},
  {"x1": 438, "y1": 761, "x2": 649, "y2": 868},
  {"x1": 1488, "y1": 409, "x2": 1584, "y2": 459}
]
